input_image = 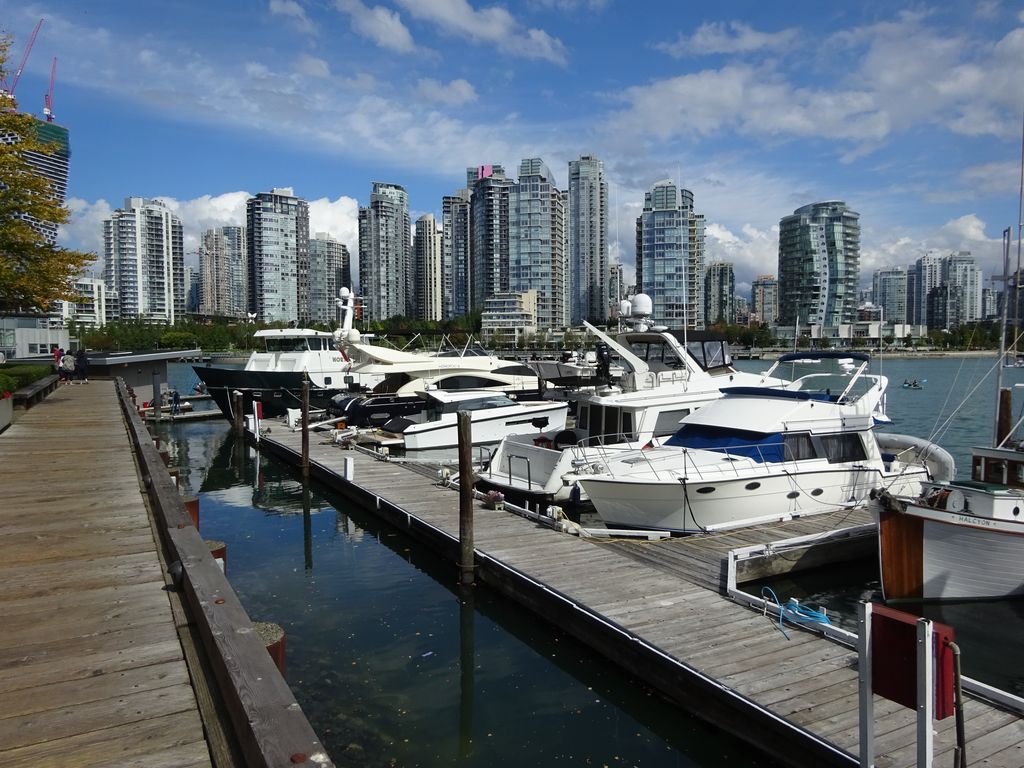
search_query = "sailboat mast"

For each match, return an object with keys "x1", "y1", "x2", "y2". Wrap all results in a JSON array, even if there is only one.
[{"x1": 997, "y1": 227, "x2": 1011, "y2": 444}]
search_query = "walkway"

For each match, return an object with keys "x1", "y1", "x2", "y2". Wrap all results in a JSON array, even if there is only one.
[{"x1": 0, "y1": 381, "x2": 213, "y2": 767}]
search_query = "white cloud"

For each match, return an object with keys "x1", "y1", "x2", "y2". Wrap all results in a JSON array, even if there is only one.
[
  {"x1": 335, "y1": 0, "x2": 417, "y2": 53},
  {"x1": 415, "y1": 77, "x2": 477, "y2": 105},
  {"x1": 656, "y1": 21, "x2": 800, "y2": 57},
  {"x1": 309, "y1": 195, "x2": 361, "y2": 278},
  {"x1": 60, "y1": 198, "x2": 112, "y2": 266},
  {"x1": 296, "y1": 54, "x2": 330, "y2": 78},
  {"x1": 269, "y1": 0, "x2": 317, "y2": 35},
  {"x1": 394, "y1": 0, "x2": 568, "y2": 64}
]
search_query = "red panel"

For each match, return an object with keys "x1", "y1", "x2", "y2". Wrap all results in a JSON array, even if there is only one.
[{"x1": 870, "y1": 604, "x2": 955, "y2": 720}]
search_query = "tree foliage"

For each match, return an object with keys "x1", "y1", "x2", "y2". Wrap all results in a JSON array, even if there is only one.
[{"x1": 0, "y1": 37, "x2": 95, "y2": 314}]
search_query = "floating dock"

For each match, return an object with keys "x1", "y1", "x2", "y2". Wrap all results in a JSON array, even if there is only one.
[
  {"x1": 257, "y1": 425, "x2": 1024, "y2": 768},
  {"x1": 0, "y1": 382, "x2": 333, "y2": 767}
]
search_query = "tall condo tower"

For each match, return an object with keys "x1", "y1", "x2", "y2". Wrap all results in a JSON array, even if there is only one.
[
  {"x1": 942, "y1": 251, "x2": 983, "y2": 325},
  {"x1": 200, "y1": 225, "x2": 247, "y2": 318},
  {"x1": 413, "y1": 214, "x2": 443, "y2": 322},
  {"x1": 509, "y1": 158, "x2": 567, "y2": 330},
  {"x1": 777, "y1": 201, "x2": 860, "y2": 327},
  {"x1": 442, "y1": 188, "x2": 471, "y2": 320},
  {"x1": 246, "y1": 187, "x2": 309, "y2": 324},
  {"x1": 102, "y1": 197, "x2": 184, "y2": 323},
  {"x1": 635, "y1": 180, "x2": 705, "y2": 329},
  {"x1": 704, "y1": 261, "x2": 735, "y2": 325},
  {"x1": 308, "y1": 233, "x2": 352, "y2": 326},
  {"x1": 358, "y1": 181, "x2": 410, "y2": 322},
  {"x1": 871, "y1": 266, "x2": 908, "y2": 325},
  {"x1": 468, "y1": 165, "x2": 513, "y2": 312},
  {"x1": 750, "y1": 275, "x2": 779, "y2": 327},
  {"x1": 567, "y1": 155, "x2": 608, "y2": 324}
]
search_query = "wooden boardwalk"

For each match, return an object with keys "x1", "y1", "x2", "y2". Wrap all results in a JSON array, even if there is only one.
[
  {"x1": 261, "y1": 427, "x2": 1024, "y2": 768},
  {"x1": 0, "y1": 382, "x2": 213, "y2": 767}
]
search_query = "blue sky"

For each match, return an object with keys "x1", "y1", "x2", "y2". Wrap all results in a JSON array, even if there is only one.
[{"x1": 4, "y1": 0, "x2": 1023, "y2": 297}]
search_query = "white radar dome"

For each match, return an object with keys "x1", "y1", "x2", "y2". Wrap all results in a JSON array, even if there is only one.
[
  {"x1": 631, "y1": 293, "x2": 653, "y2": 317},
  {"x1": 619, "y1": 300, "x2": 632, "y2": 317}
]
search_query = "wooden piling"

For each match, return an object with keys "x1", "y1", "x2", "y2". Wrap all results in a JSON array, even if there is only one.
[
  {"x1": 457, "y1": 410, "x2": 475, "y2": 586},
  {"x1": 206, "y1": 538, "x2": 227, "y2": 572},
  {"x1": 232, "y1": 390, "x2": 244, "y2": 437},
  {"x1": 183, "y1": 495, "x2": 200, "y2": 528},
  {"x1": 301, "y1": 378, "x2": 310, "y2": 479},
  {"x1": 254, "y1": 621, "x2": 287, "y2": 677}
]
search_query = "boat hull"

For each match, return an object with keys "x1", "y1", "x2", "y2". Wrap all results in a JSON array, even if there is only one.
[
  {"x1": 876, "y1": 496, "x2": 1024, "y2": 600},
  {"x1": 194, "y1": 365, "x2": 364, "y2": 420},
  {"x1": 579, "y1": 465, "x2": 924, "y2": 534},
  {"x1": 389, "y1": 402, "x2": 569, "y2": 451}
]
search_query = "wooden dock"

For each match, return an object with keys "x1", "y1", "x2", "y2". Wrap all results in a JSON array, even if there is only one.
[
  {"x1": 0, "y1": 382, "x2": 334, "y2": 768},
  {"x1": 0, "y1": 382, "x2": 214, "y2": 767},
  {"x1": 259, "y1": 426, "x2": 1024, "y2": 768}
]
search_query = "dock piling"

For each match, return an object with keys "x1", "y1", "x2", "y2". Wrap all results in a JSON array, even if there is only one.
[
  {"x1": 457, "y1": 410, "x2": 475, "y2": 586},
  {"x1": 301, "y1": 378, "x2": 310, "y2": 479},
  {"x1": 232, "y1": 390, "x2": 244, "y2": 436}
]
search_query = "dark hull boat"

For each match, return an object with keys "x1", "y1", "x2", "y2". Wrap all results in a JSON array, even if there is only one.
[{"x1": 194, "y1": 365, "x2": 365, "y2": 420}]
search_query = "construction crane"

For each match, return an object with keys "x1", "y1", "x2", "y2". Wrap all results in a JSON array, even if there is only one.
[
  {"x1": 1, "y1": 17, "x2": 44, "y2": 102},
  {"x1": 43, "y1": 57, "x2": 56, "y2": 121}
]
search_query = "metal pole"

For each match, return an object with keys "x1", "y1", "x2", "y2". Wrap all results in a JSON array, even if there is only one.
[
  {"x1": 916, "y1": 617, "x2": 935, "y2": 768},
  {"x1": 301, "y1": 377, "x2": 310, "y2": 479},
  {"x1": 857, "y1": 601, "x2": 875, "y2": 768},
  {"x1": 457, "y1": 410, "x2": 475, "y2": 586},
  {"x1": 151, "y1": 371, "x2": 162, "y2": 421}
]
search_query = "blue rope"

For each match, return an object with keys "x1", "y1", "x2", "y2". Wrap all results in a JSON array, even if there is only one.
[{"x1": 761, "y1": 586, "x2": 832, "y2": 640}]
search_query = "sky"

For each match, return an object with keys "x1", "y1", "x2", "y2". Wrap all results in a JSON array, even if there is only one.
[{"x1": 3, "y1": 0, "x2": 1024, "y2": 300}]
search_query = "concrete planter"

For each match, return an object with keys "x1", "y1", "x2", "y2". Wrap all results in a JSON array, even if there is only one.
[{"x1": 0, "y1": 396, "x2": 12, "y2": 433}]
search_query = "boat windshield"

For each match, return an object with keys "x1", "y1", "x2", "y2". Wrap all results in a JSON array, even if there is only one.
[
  {"x1": 264, "y1": 337, "x2": 330, "y2": 352},
  {"x1": 685, "y1": 339, "x2": 732, "y2": 371}
]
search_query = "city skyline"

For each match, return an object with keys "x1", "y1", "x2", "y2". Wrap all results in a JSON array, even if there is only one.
[{"x1": 3, "y1": 1, "x2": 1022, "y2": 296}]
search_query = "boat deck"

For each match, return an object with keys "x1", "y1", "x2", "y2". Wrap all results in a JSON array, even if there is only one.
[
  {"x1": 0, "y1": 382, "x2": 213, "y2": 767},
  {"x1": 259, "y1": 425, "x2": 1024, "y2": 768}
]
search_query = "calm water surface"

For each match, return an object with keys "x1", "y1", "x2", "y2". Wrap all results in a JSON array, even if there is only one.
[{"x1": 155, "y1": 376, "x2": 780, "y2": 767}]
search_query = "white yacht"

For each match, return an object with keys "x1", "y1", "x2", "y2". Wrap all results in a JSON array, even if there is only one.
[
  {"x1": 573, "y1": 351, "x2": 952, "y2": 534},
  {"x1": 479, "y1": 295, "x2": 786, "y2": 502},
  {"x1": 378, "y1": 390, "x2": 569, "y2": 451}
]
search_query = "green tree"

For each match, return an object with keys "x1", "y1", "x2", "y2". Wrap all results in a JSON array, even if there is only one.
[{"x1": 0, "y1": 39, "x2": 94, "y2": 313}]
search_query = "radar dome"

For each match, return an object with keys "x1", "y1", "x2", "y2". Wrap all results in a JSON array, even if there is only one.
[
  {"x1": 631, "y1": 293, "x2": 653, "y2": 317},
  {"x1": 618, "y1": 300, "x2": 632, "y2": 317}
]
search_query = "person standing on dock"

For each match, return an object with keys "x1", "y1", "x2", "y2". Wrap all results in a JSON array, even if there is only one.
[
  {"x1": 171, "y1": 388, "x2": 181, "y2": 415},
  {"x1": 74, "y1": 349, "x2": 89, "y2": 383},
  {"x1": 52, "y1": 346, "x2": 62, "y2": 372},
  {"x1": 59, "y1": 350, "x2": 75, "y2": 384}
]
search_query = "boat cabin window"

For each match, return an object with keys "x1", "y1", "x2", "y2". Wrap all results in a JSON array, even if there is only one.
[
  {"x1": 430, "y1": 394, "x2": 515, "y2": 417},
  {"x1": 685, "y1": 340, "x2": 732, "y2": 371},
  {"x1": 263, "y1": 336, "x2": 329, "y2": 352},
  {"x1": 493, "y1": 364, "x2": 536, "y2": 377},
  {"x1": 652, "y1": 408, "x2": 691, "y2": 437},
  {"x1": 439, "y1": 375, "x2": 507, "y2": 390},
  {"x1": 627, "y1": 339, "x2": 686, "y2": 371},
  {"x1": 818, "y1": 433, "x2": 867, "y2": 463},
  {"x1": 373, "y1": 373, "x2": 413, "y2": 394},
  {"x1": 783, "y1": 433, "x2": 816, "y2": 461}
]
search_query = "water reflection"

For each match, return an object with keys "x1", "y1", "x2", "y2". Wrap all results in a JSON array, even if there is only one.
[{"x1": 153, "y1": 419, "x2": 780, "y2": 767}]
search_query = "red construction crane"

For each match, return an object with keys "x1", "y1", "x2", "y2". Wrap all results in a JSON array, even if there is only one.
[
  {"x1": 1, "y1": 18, "x2": 44, "y2": 101},
  {"x1": 43, "y1": 56, "x2": 56, "y2": 121}
]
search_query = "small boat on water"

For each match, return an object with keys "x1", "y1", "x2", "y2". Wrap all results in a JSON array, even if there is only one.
[
  {"x1": 572, "y1": 351, "x2": 952, "y2": 534},
  {"x1": 377, "y1": 390, "x2": 569, "y2": 450},
  {"x1": 901, "y1": 379, "x2": 924, "y2": 389},
  {"x1": 873, "y1": 380, "x2": 1024, "y2": 601}
]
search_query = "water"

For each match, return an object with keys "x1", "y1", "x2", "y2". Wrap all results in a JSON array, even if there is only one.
[
  {"x1": 158, "y1": 364, "x2": 781, "y2": 767},
  {"x1": 735, "y1": 354, "x2": 1024, "y2": 697}
]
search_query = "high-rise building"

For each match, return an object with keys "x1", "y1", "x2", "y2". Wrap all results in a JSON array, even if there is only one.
[
  {"x1": 102, "y1": 197, "x2": 185, "y2": 323},
  {"x1": 609, "y1": 262, "x2": 625, "y2": 314},
  {"x1": 413, "y1": 214, "x2": 443, "y2": 322},
  {"x1": 185, "y1": 266, "x2": 200, "y2": 313},
  {"x1": 942, "y1": 251, "x2": 983, "y2": 324},
  {"x1": 871, "y1": 266, "x2": 908, "y2": 324},
  {"x1": 509, "y1": 158, "x2": 567, "y2": 330},
  {"x1": 442, "y1": 189, "x2": 472, "y2": 320},
  {"x1": 200, "y1": 225, "x2": 247, "y2": 318},
  {"x1": 54, "y1": 276, "x2": 106, "y2": 328},
  {"x1": 358, "y1": 182, "x2": 410, "y2": 322},
  {"x1": 777, "y1": 201, "x2": 860, "y2": 327},
  {"x1": 927, "y1": 283, "x2": 962, "y2": 330},
  {"x1": 635, "y1": 180, "x2": 705, "y2": 329},
  {"x1": 734, "y1": 295, "x2": 750, "y2": 326},
  {"x1": 246, "y1": 187, "x2": 309, "y2": 324},
  {"x1": 308, "y1": 233, "x2": 352, "y2": 326},
  {"x1": 910, "y1": 250, "x2": 944, "y2": 326},
  {"x1": 468, "y1": 165, "x2": 513, "y2": 312},
  {"x1": 704, "y1": 261, "x2": 735, "y2": 325},
  {"x1": 1, "y1": 118, "x2": 70, "y2": 246},
  {"x1": 567, "y1": 155, "x2": 608, "y2": 324},
  {"x1": 751, "y1": 275, "x2": 778, "y2": 327}
]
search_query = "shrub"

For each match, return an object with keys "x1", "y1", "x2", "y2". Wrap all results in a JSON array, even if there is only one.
[
  {"x1": 0, "y1": 373, "x2": 17, "y2": 394},
  {"x1": 1, "y1": 364, "x2": 52, "y2": 388}
]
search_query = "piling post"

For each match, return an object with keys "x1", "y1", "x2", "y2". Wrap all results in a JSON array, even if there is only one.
[
  {"x1": 151, "y1": 371, "x2": 162, "y2": 422},
  {"x1": 457, "y1": 410, "x2": 475, "y2": 586},
  {"x1": 301, "y1": 377, "x2": 310, "y2": 479},
  {"x1": 232, "y1": 390, "x2": 244, "y2": 437}
]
